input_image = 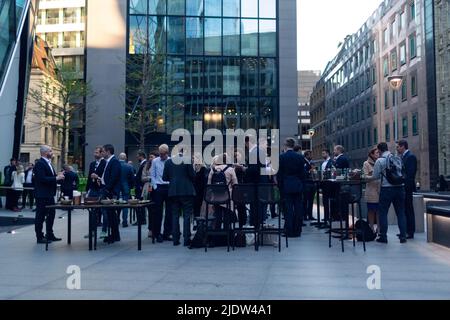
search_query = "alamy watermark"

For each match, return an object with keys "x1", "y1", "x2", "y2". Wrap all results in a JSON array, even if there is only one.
[
  {"x1": 66, "y1": 265, "x2": 81, "y2": 290},
  {"x1": 366, "y1": 265, "x2": 381, "y2": 290},
  {"x1": 170, "y1": 121, "x2": 280, "y2": 175}
]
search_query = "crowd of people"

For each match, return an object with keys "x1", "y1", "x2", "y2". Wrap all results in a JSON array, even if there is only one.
[{"x1": 1, "y1": 136, "x2": 418, "y2": 247}]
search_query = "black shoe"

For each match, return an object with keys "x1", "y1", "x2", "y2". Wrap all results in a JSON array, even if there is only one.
[
  {"x1": 184, "y1": 239, "x2": 192, "y2": 247},
  {"x1": 46, "y1": 235, "x2": 62, "y2": 242},
  {"x1": 173, "y1": 240, "x2": 181, "y2": 246},
  {"x1": 400, "y1": 238, "x2": 407, "y2": 244},
  {"x1": 103, "y1": 236, "x2": 115, "y2": 244},
  {"x1": 376, "y1": 237, "x2": 388, "y2": 244},
  {"x1": 407, "y1": 234, "x2": 414, "y2": 239},
  {"x1": 37, "y1": 238, "x2": 51, "y2": 244},
  {"x1": 163, "y1": 234, "x2": 173, "y2": 241},
  {"x1": 156, "y1": 235, "x2": 163, "y2": 243},
  {"x1": 122, "y1": 222, "x2": 128, "y2": 228}
]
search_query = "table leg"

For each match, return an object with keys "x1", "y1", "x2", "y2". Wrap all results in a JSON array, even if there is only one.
[
  {"x1": 88, "y1": 210, "x2": 93, "y2": 251},
  {"x1": 68, "y1": 209, "x2": 72, "y2": 245},
  {"x1": 138, "y1": 208, "x2": 142, "y2": 251}
]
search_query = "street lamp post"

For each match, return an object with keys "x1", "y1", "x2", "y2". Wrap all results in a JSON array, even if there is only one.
[{"x1": 388, "y1": 75, "x2": 404, "y2": 142}]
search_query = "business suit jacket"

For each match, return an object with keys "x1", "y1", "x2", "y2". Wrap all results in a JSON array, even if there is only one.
[
  {"x1": 334, "y1": 154, "x2": 350, "y2": 169},
  {"x1": 33, "y1": 158, "x2": 57, "y2": 199},
  {"x1": 60, "y1": 171, "x2": 79, "y2": 196},
  {"x1": 102, "y1": 156, "x2": 122, "y2": 197},
  {"x1": 135, "y1": 160, "x2": 147, "y2": 188},
  {"x1": 86, "y1": 159, "x2": 106, "y2": 193},
  {"x1": 245, "y1": 147, "x2": 264, "y2": 184},
  {"x1": 119, "y1": 160, "x2": 135, "y2": 194},
  {"x1": 162, "y1": 156, "x2": 196, "y2": 198},
  {"x1": 277, "y1": 150, "x2": 306, "y2": 194},
  {"x1": 402, "y1": 151, "x2": 417, "y2": 192}
]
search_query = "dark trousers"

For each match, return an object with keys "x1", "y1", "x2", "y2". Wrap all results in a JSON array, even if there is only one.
[
  {"x1": 236, "y1": 204, "x2": 247, "y2": 228},
  {"x1": 193, "y1": 193, "x2": 203, "y2": 218},
  {"x1": 284, "y1": 193, "x2": 303, "y2": 236},
  {"x1": 405, "y1": 185, "x2": 416, "y2": 236},
  {"x1": 11, "y1": 190, "x2": 21, "y2": 209},
  {"x1": 378, "y1": 186, "x2": 407, "y2": 240},
  {"x1": 303, "y1": 184, "x2": 315, "y2": 220},
  {"x1": 171, "y1": 196, "x2": 193, "y2": 244},
  {"x1": 152, "y1": 185, "x2": 172, "y2": 237},
  {"x1": 35, "y1": 197, "x2": 56, "y2": 239},
  {"x1": 22, "y1": 184, "x2": 34, "y2": 208},
  {"x1": 5, "y1": 189, "x2": 14, "y2": 210},
  {"x1": 107, "y1": 208, "x2": 120, "y2": 241}
]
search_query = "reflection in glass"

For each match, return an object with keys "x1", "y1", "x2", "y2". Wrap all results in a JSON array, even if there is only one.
[
  {"x1": 223, "y1": 0, "x2": 240, "y2": 17},
  {"x1": 129, "y1": 15, "x2": 147, "y2": 54},
  {"x1": 185, "y1": 58, "x2": 204, "y2": 95},
  {"x1": 186, "y1": 17, "x2": 203, "y2": 55},
  {"x1": 241, "y1": 0, "x2": 258, "y2": 17},
  {"x1": 259, "y1": 97, "x2": 277, "y2": 129},
  {"x1": 259, "y1": 19, "x2": 276, "y2": 57},
  {"x1": 223, "y1": 58, "x2": 240, "y2": 95},
  {"x1": 130, "y1": 0, "x2": 147, "y2": 14},
  {"x1": 166, "y1": 96, "x2": 185, "y2": 132},
  {"x1": 241, "y1": 98, "x2": 258, "y2": 130},
  {"x1": 241, "y1": 19, "x2": 258, "y2": 56},
  {"x1": 149, "y1": 16, "x2": 166, "y2": 54},
  {"x1": 149, "y1": 0, "x2": 167, "y2": 14},
  {"x1": 167, "y1": 56, "x2": 185, "y2": 94},
  {"x1": 205, "y1": 18, "x2": 221, "y2": 55},
  {"x1": 185, "y1": 96, "x2": 203, "y2": 131},
  {"x1": 205, "y1": 0, "x2": 221, "y2": 17},
  {"x1": 224, "y1": 97, "x2": 239, "y2": 129},
  {"x1": 168, "y1": 0, "x2": 185, "y2": 15},
  {"x1": 223, "y1": 18, "x2": 240, "y2": 56},
  {"x1": 203, "y1": 96, "x2": 223, "y2": 130},
  {"x1": 204, "y1": 57, "x2": 222, "y2": 95},
  {"x1": 167, "y1": 17, "x2": 185, "y2": 54},
  {"x1": 259, "y1": 0, "x2": 276, "y2": 18},
  {"x1": 241, "y1": 58, "x2": 258, "y2": 96},
  {"x1": 186, "y1": 0, "x2": 204, "y2": 16}
]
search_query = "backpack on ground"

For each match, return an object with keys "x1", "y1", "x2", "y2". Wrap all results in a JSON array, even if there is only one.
[
  {"x1": 190, "y1": 222, "x2": 207, "y2": 248},
  {"x1": 383, "y1": 154, "x2": 405, "y2": 186},
  {"x1": 355, "y1": 220, "x2": 376, "y2": 242},
  {"x1": 211, "y1": 165, "x2": 232, "y2": 185}
]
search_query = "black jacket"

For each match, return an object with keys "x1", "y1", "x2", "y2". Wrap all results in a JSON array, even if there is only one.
[
  {"x1": 3, "y1": 164, "x2": 16, "y2": 186},
  {"x1": 334, "y1": 155, "x2": 350, "y2": 169},
  {"x1": 101, "y1": 156, "x2": 122, "y2": 197},
  {"x1": 277, "y1": 150, "x2": 306, "y2": 194},
  {"x1": 402, "y1": 151, "x2": 417, "y2": 191},
  {"x1": 33, "y1": 158, "x2": 57, "y2": 199},
  {"x1": 162, "y1": 156, "x2": 196, "y2": 198},
  {"x1": 135, "y1": 160, "x2": 147, "y2": 190},
  {"x1": 60, "y1": 171, "x2": 79, "y2": 195},
  {"x1": 86, "y1": 159, "x2": 106, "y2": 193},
  {"x1": 244, "y1": 147, "x2": 264, "y2": 184}
]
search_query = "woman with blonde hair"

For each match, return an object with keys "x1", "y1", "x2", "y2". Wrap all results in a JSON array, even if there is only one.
[
  {"x1": 11, "y1": 164, "x2": 25, "y2": 212},
  {"x1": 207, "y1": 153, "x2": 238, "y2": 229},
  {"x1": 363, "y1": 148, "x2": 381, "y2": 233}
]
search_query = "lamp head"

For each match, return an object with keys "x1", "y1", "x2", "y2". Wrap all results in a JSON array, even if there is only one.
[{"x1": 388, "y1": 75, "x2": 404, "y2": 91}]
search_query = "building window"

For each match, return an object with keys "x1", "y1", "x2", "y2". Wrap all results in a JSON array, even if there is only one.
[
  {"x1": 400, "y1": 42, "x2": 406, "y2": 65},
  {"x1": 372, "y1": 65, "x2": 377, "y2": 84},
  {"x1": 45, "y1": 32, "x2": 59, "y2": 48},
  {"x1": 402, "y1": 116, "x2": 408, "y2": 138},
  {"x1": 63, "y1": 8, "x2": 77, "y2": 24},
  {"x1": 401, "y1": 79, "x2": 407, "y2": 101},
  {"x1": 367, "y1": 128, "x2": 371, "y2": 147},
  {"x1": 46, "y1": 9, "x2": 59, "y2": 25},
  {"x1": 373, "y1": 96, "x2": 377, "y2": 114},
  {"x1": 411, "y1": 74, "x2": 417, "y2": 97},
  {"x1": 383, "y1": 56, "x2": 389, "y2": 77},
  {"x1": 390, "y1": 49, "x2": 398, "y2": 71},
  {"x1": 374, "y1": 127, "x2": 378, "y2": 144},
  {"x1": 412, "y1": 113, "x2": 418, "y2": 135},
  {"x1": 409, "y1": 34, "x2": 417, "y2": 59},
  {"x1": 409, "y1": 1, "x2": 416, "y2": 23},
  {"x1": 384, "y1": 89, "x2": 389, "y2": 109},
  {"x1": 45, "y1": 127, "x2": 49, "y2": 144},
  {"x1": 399, "y1": 10, "x2": 405, "y2": 30},
  {"x1": 383, "y1": 28, "x2": 388, "y2": 46},
  {"x1": 385, "y1": 123, "x2": 390, "y2": 141}
]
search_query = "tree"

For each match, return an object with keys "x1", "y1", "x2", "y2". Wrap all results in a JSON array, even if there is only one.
[{"x1": 28, "y1": 67, "x2": 94, "y2": 167}]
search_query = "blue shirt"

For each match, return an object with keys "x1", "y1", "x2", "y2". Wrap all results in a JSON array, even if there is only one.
[{"x1": 150, "y1": 157, "x2": 170, "y2": 189}]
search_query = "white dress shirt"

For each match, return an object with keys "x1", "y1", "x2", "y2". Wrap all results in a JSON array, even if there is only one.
[
  {"x1": 322, "y1": 157, "x2": 331, "y2": 171},
  {"x1": 42, "y1": 157, "x2": 55, "y2": 175}
]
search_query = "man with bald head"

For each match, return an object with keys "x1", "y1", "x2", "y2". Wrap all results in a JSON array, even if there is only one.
[
  {"x1": 118, "y1": 153, "x2": 134, "y2": 227},
  {"x1": 34, "y1": 145, "x2": 65, "y2": 244}
]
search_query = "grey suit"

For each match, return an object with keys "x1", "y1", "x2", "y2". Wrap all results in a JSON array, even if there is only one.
[{"x1": 163, "y1": 155, "x2": 196, "y2": 245}]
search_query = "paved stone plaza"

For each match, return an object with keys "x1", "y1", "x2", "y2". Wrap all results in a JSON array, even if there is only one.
[{"x1": 0, "y1": 208, "x2": 450, "y2": 300}]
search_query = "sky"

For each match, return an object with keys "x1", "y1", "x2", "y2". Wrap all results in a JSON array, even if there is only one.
[{"x1": 297, "y1": 0, "x2": 384, "y2": 72}]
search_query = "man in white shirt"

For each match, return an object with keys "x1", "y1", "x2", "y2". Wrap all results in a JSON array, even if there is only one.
[{"x1": 22, "y1": 163, "x2": 35, "y2": 210}]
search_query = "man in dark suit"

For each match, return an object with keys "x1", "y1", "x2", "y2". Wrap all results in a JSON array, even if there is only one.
[
  {"x1": 277, "y1": 138, "x2": 306, "y2": 237},
  {"x1": 163, "y1": 151, "x2": 196, "y2": 246},
  {"x1": 118, "y1": 153, "x2": 134, "y2": 227},
  {"x1": 33, "y1": 146, "x2": 65, "y2": 244},
  {"x1": 60, "y1": 165, "x2": 79, "y2": 199},
  {"x1": 22, "y1": 163, "x2": 35, "y2": 209},
  {"x1": 303, "y1": 150, "x2": 316, "y2": 221},
  {"x1": 135, "y1": 151, "x2": 147, "y2": 200},
  {"x1": 100, "y1": 144, "x2": 122, "y2": 243},
  {"x1": 86, "y1": 146, "x2": 107, "y2": 231},
  {"x1": 397, "y1": 140, "x2": 417, "y2": 239},
  {"x1": 333, "y1": 145, "x2": 350, "y2": 170},
  {"x1": 3, "y1": 158, "x2": 17, "y2": 210}
]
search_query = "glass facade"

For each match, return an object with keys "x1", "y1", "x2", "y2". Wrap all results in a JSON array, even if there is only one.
[{"x1": 127, "y1": 0, "x2": 278, "y2": 145}]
